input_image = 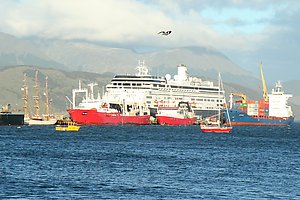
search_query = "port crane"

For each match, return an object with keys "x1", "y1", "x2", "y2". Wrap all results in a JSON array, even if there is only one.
[
  {"x1": 229, "y1": 93, "x2": 247, "y2": 109},
  {"x1": 229, "y1": 62, "x2": 268, "y2": 109},
  {"x1": 260, "y1": 62, "x2": 269, "y2": 102}
]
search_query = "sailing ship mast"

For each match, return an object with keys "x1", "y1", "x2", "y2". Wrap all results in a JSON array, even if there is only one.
[
  {"x1": 218, "y1": 73, "x2": 221, "y2": 127},
  {"x1": 200, "y1": 73, "x2": 232, "y2": 133},
  {"x1": 33, "y1": 70, "x2": 40, "y2": 118},
  {"x1": 23, "y1": 73, "x2": 29, "y2": 119},
  {"x1": 219, "y1": 73, "x2": 232, "y2": 127},
  {"x1": 45, "y1": 76, "x2": 49, "y2": 116}
]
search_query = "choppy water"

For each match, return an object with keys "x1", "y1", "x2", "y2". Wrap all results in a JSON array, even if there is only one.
[{"x1": 1, "y1": 124, "x2": 299, "y2": 199}]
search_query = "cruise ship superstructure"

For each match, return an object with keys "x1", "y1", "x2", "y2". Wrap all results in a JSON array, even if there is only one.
[{"x1": 103, "y1": 61, "x2": 224, "y2": 119}]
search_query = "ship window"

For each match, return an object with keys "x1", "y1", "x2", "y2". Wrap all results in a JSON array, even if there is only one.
[{"x1": 123, "y1": 83, "x2": 130, "y2": 86}]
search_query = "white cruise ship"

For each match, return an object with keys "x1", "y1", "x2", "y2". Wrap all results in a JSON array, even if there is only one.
[{"x1": 102, "y1": 61, "x2": 224, "y2": 120}]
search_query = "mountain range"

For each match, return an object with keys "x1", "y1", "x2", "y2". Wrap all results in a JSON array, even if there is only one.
[
  {"x1": 0, "y1": 32, "x2": 258, "y2": 86},
  {"x1": 0, "y1": 32, "x2": 299, "y2": 120}
]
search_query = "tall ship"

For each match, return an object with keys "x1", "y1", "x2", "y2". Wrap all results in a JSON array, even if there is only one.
[
  {"x1": 103, "y1": 61, "x2": 224, "y2": 121},
  {"x1": 226, "y1": 63, "x2": 294, "y2": 126},
  {"x1": 24, "y1": 71, "x2": 57, "y2": 125},
  {"x1": 0, "y1": 104, "x2": 24, "y2": 126}
]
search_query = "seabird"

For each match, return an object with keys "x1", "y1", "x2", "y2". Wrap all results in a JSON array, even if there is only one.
[{"x1": 158, "y1": 30, "x2": 172, "y2": 35}]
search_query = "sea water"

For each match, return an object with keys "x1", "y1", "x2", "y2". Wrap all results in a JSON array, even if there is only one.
[{"x1": 0, "y1": 124, "x2": 299, "y2": 199}]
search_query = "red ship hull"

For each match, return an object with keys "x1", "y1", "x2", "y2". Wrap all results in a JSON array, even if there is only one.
[
  {"x1": 156, "y1": 116, "x2": 195, "y2": 126},
  {"x1": 68, "y1": 109, "x2": 151, "y2": 125},
  {"x1": 200, "y1": 125, "x2": 232, "y2": 133}
]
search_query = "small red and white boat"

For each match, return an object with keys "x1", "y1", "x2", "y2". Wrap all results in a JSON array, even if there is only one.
[
  {"x1": 67, "y1": 81, "x2": 150, "y2": 125},
  {"x1": 200, "y1": 123, "x2": 232, "y2": 133},
  {"x1": 156, "y1": 101, "x2": 196, "y2": 126},
  {"x1": 200, "y1": 73, "x2": 232, "y2": 133}
]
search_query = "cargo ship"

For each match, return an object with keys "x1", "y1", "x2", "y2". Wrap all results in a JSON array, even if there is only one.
[
  {"x1": 226, "y1": 64, "x2": 294, "y2": 126},
  {"x1": 0, "y1": 104, "x2": 24, "y2": 126},
  {"x1": 67, "y1": 82, "x2": 151, "y2": 125}
]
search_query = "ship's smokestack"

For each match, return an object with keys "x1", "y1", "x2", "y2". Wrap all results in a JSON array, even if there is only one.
[{"x1": 177, "y1": 64, "x2": 188, "y2": 82}]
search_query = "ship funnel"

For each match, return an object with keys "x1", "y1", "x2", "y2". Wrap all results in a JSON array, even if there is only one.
[{"x1": 177, "y1": 64, "x2": 188, "y2": 82}]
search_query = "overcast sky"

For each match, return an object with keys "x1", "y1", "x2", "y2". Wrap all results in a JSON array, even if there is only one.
[{"x1": 1, "y1": 0, "x2": 299, "y2": 82}]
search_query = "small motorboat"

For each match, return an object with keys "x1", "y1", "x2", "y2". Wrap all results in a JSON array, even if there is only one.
[{"x1": 55, "y1": 122, "x2": 80, "y2": 132}]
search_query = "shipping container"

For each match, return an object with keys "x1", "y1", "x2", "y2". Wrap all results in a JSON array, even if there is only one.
[
  {"x1": 264, "y1": 111, "x2": 269, "y2": 116},
  {"x1": 248, "y1": 103, "x2": 258, "y2": 109},
  {"x1": 247, "y1": 110, "x2": 258, "y2": 116},
  {"x1": 247, "y1": 106, "x2": 258, "y2": 116},
  {"x1": 239, "y1": 107, "x2": 247, "y2": 113},
  {"x1": 264, "y1": 108, "x2": 269, "y2": 113},
  {"x1": 240, "y1": 103, "x2": 247, "y2": 107},
  {"x1": 247, "y1": 100, "x2": 255, "y2": 104},
  {"x1": 258, "y1": 108, "x2": 265, "y2": 116},
  {"x1": 264, "y1": 103, "x2": 269, "y2": 109}
]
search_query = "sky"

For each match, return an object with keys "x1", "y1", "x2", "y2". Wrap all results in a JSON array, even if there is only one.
[{"x1": 0, "y1": 0, "x2": 300, "y2": 83}]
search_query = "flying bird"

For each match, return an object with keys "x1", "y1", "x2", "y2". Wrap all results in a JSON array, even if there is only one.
[{"x1": 158, "y1": 30, "x2": 172, "y2": 35}]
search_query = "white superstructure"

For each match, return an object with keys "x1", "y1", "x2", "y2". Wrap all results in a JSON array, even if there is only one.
[
  {"x1": 69, "y1": 80, "x2": 102, "y2": 109},
  {"x1": 103, "y1": 61, "x2": 224, "y2": 119},
  {"x1": 268, "y1": 81, "x2": 293, "y2": 118}
]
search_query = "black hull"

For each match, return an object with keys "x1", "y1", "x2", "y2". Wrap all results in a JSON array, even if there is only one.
[{"x1": 0, "y1": 113, "x2": 24, "y2": 126}]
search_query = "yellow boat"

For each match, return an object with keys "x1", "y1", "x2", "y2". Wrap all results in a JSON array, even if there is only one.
[{"x1": 55, "y1": 122, "x2": 80, "y2": 132}]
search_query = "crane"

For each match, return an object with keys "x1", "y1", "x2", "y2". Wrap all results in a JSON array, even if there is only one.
[
  {"x1": 230, "y1": 93, "x2": 247, "y2": 103},
  {"x1": 260, "y1": 62, "x2": 269, "y2": 102},
  {"x1": 229, "y1": 93, "x2": 247, "y2": 108}
]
